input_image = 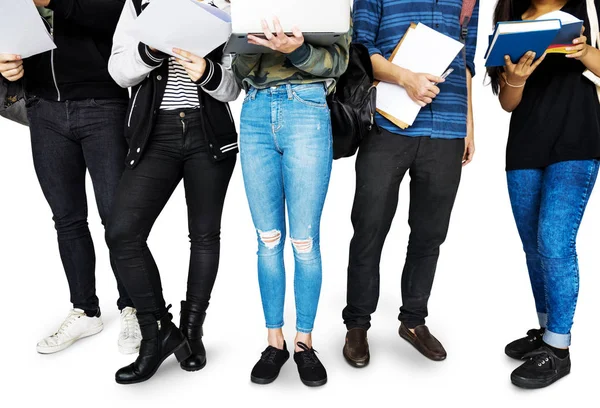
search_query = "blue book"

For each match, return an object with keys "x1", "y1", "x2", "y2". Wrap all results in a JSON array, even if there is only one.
[{"x1": 485, "y1": 19, "x2": 562, "y2": 67}]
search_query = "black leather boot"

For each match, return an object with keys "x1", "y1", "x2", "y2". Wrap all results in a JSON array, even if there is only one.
[
  {"x1": 179, "y1": 301, "x2": 207, "y2": 372},
  {"x1": 115, "y1": 309, "x2": 192, "y2": 384}
]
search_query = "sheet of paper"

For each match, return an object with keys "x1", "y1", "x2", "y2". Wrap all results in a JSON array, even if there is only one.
[
  {"x1": 128, "y1": 0, "x2": 232, "y2": 59},
  {"x1": 0, "y1": 0, "x2": 56, "y2": 58},
  {"x1": 376, "y1": 23, "x2": 464, "y2": 128}
]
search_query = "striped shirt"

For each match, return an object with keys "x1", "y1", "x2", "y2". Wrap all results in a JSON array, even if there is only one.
[
  {"x1": 159, "y1": 58, "x2": 200, "y2": 110},
  {"x1": 353, "y1": 0, "x2": 479, "y2": 139}
]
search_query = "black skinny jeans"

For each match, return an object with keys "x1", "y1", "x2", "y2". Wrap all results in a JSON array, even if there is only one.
[
  {"x1": 343, "y1": 128, "x2": 463, "y2": 330},
  {"x1": 27, "y1": 98, "x2": 132, "y2": 313},
  {"x1": 106, "y1": 110, "x2": 236, "y2": 320}
]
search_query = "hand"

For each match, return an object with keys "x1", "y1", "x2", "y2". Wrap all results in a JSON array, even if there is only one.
[
  {"x1": 247, "y1": 17, "x2": 304, "y2": 54},
  {"x1": 463, "y1": 121, "x2": 475, "y2": 166},
  {"x1": 0, "y1": 54, "x2": 24, "y2": 82},
  {"x1": 503, "y1": 51, "x2": 546, "y2": 86},
  {"x1": 33, "y1": 0, "x2": 51, "y2": 6},
  {"x1": 399, "y1": 70, "x2": 444, "y2": 107},
  {"x1": 173, "y1": 48, "x2": 207, "y2": 83},
  {"x1": 566, "y1": 27, "x2": 589, "y2": 60}
]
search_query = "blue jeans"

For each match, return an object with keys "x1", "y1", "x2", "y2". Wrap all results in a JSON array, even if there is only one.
[
  {"x1": 240, "y1": 84, "x2": 333, "y2": 334},
  {"x1": 507, "y1": 160, "x2": 599, "y2": 348}
]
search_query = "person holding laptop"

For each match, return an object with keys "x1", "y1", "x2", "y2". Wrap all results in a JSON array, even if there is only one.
[
  {"x1": 488, "y1": 0, "x2": 600, "y2": 389},
  {"x1": 342, "y1": 0, "x2": 479, "y2": 367},
  {"x1": 0, "y1": 0, "x2": 141, "y2": 356},
  {"x1": 106, "y1": 0, "x2": 240, "y2": 384},
  {"x1": 232, "y1": 12, "x2": 351, "y2": 387}
]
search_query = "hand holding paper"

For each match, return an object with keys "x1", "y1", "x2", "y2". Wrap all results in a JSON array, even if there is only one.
[
  {"x1": 0, "y1": 54, "x2": 24, "y2": 82},
  {"x1": 173, "y1": 48, "x2": 207, "y2": 83}
]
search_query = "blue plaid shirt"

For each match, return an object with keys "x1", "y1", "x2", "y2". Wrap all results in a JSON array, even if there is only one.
[{"x1": 353, "y1": 0, "x2": 479, "y2": 139}]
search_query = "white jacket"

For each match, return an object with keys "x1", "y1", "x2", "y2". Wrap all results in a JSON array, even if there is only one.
[{"x1": 108, "y1": 0, "x2": 240, "y2": 103}]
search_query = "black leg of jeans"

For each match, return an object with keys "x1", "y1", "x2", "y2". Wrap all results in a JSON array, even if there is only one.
[
  {"x1": 106, "y1": 111, "x2": 235, "y2": 320},
  {"x1": 398, "y1": 137, "x2": 463, "y2": 328},
  {"x1": 343, "y1": 129, "x2": 417, "y2": 330},
  {"x1": 27, "y1": 98, "x2": 130, "y2": 313}
]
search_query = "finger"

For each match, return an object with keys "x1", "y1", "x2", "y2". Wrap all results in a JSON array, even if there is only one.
[
  {"x1": 425, "y1": 74, "x2": 444, "y2": 83},
  {"x1": 531, "y1": 52, "x2": 547, "y2": 69},
  {"x1": 173, "y1": 48, "x2": 199, "y2": 63},
  {"x1": 423, "y1": 90, "x2": 437, "y2": 99},
  {"x1": 3, "y1": 65, "x2": 24, "y2": 78},
  {"x1": 428, "y1": 85, "x2": 441, "y2": 95},
  {"x1": 572, "y1": 35, "x2": 587, "y2": 45},
  {"x1": 174, "y1": 58, "x2": 198, "y2": 71},
  {"x1": 566, "y1": 50, "x2": 586, "y2": 59},
  {"x1": 517, "y1": 51, "x2": 532, "y2": 67},
  {"x1": 566, "y1": 43, "x2": 585, "y2": 53},
  {"x1": 5, "y1": 70, "x2": 24, "y2": 82},
  {"x1": 292, "y1": 26, "x2": 304, "y2": 39},
  {"x1": 523, "y1": 51, "x2": 535, "y2": 68},
  {"x1": 409, "y1": 93, "x2": 427, "y2": 107},
  {"x1": 0, "y1": 60, "x2": 23, "y2": 71},
  {"x1": 504, "y1": 55, "x2": 515, "y2": 69},
  {"x1": 273, "y1": 17, "x2": 285, "y2": 37},
  {"x1": 0, "y1": 54, "x2": 21, "y2": 63},
  {"x1": 421, "y1": 97, "x2": 433, "y2": 105},
  {"x1": 261, "y1": 19, "x2": 274, "y2": 40},
  {"x1": 247, "y1": 35, "x2": 276, "y2": 50}
]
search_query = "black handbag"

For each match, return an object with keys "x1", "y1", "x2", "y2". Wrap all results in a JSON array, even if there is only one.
[
  {"x1": 0, "y1": 79, "x2": 28, "y2": 126},
  {"x1": 327, "y1": 43, "x2": 377, "y2": 160}
]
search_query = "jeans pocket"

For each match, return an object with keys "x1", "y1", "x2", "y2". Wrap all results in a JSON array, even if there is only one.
[
  {"x1": 292, "y1": 85, "x2": 328, "y2": 109},
  {"x1": 25, "y1": 96, "x2": 42, "y2": 109}
]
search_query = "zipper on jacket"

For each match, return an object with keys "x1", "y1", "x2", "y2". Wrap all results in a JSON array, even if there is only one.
[
  {"x1": 41, "y1": 12, "x2": 61, "y2": 101},
  {"x1": 128, "y1": 85, "x2": 143, "y2": 127},
  {"x1": 225, "y1": 103, "x2": 234, "y2": 123}
]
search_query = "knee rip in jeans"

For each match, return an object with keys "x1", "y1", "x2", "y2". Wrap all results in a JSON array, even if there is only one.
[
  {"x1": 291, "y1": 237, "x2": 313, "y2": 254},
  {"x1": 258, "y1": 229, "x2": 282, "y2": 249}
]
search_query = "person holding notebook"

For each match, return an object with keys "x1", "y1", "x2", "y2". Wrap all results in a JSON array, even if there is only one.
[
  {"x1": 106, "y1": 0, "x2": 240, "y2": 384},
  {"x1": 342, "y1": 0, "x2": 479, "y2": 367},
  {"x1": 488, "y1": 0, "x2": 600, "y2": 390},
  {"x1": 232, "y1": 18, "x2": 351, "y2": 387},
  {"x1": 0, "y1": 0, "x2": 142, "y2": 356}
]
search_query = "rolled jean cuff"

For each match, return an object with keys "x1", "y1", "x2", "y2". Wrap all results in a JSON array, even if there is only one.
[
  {"x1": 266, "y1": 322, "x2": 284, "y2": 330},
  {"x1": 543, "y1": 330, "x2": 571, "y2": 348},
  {"x1": 537, "y1": 312, "x2": 548, "y2": 328},
  {"x1": 296, "y1": 326, "x2": 313, "y2": 334}
]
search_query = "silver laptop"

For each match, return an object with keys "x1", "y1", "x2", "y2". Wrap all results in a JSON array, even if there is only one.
[{"x1": 224, "y1": 0, "x2": 351, "y2": 54}]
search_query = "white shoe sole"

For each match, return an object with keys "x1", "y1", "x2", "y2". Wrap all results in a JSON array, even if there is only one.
[
  {"x1": 36, "y1": 324, "x2": 104, "y2": 354},
  {"x1": 118, "y1": 342, "x2": 141, "y2": 355}
]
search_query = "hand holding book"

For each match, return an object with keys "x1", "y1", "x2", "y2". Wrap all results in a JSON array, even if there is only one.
[{"x1": 565, "y1": 26, "x2": 591, "y2": 59}]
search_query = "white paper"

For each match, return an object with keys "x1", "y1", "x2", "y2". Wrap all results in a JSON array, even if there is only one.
[
  {"x1": 0, "y1": 0, "x2": 56, "y2": 58},
  {"x1": 128, "y1": 0, "x2": 232, "y2": 59},
  {"x1": 376, "y1": 23, "x2": 464, "y2": 127}
]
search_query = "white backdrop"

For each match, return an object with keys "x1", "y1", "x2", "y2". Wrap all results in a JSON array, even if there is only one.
[{"x1": 1, "y1": 2, "x2": 598, "y2": 406}]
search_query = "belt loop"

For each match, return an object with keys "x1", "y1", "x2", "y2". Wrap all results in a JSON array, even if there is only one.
[
  {"x1": 286, "y1": 84, "x2": 293, "y2": 100},
  {"x1": 250, "y1": 87, "x2": 257, "y2": 100}
]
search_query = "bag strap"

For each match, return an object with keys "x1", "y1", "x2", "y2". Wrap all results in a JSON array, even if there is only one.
[
  {"x1": 587, "y1": 0, "x2": 599, "y2": 48},
  {"x1": 460, "y1": 0, "x2": 477, "y2": 42}
]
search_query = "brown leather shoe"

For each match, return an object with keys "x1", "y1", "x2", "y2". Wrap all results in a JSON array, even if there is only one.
[
  {"x1": 398, "y1": 324, "x2": 447, "y2": 361},
  {"x1": 343, "y1": 328, "x2": 370, "y2": 368}
]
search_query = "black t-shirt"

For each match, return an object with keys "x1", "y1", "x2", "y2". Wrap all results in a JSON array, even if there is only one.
[{"x1": 506, "y1": 0, "x2": 600, "y2": 171}]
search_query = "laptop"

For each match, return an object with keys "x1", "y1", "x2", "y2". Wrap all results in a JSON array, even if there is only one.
[{"x1": 224, "y1": 0, "x2": 351, "y2": 54}]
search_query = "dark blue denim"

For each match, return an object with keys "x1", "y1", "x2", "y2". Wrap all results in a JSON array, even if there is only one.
[
  {"x1": 507, "y1": 160, "x2": 599, "y2": 348},
  {"x1": 27, "y1": 98, "x2": 132, "y2": 312}
]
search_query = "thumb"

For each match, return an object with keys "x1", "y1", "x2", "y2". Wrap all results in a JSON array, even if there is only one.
[
  {"x1": 425, "y1": 74, "x2": 444, "y2": 83},
  {"x1": 292, "y1": 26, "x2": 303, "y2": 39}
]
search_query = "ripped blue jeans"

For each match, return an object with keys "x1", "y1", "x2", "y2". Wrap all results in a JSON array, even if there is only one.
[{"x1": 240, "y1": 84, "x2": 333, "y2": 333}]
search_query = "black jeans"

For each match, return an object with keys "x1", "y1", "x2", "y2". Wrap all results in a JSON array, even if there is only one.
[
  {"x1": 106, "y1": 110, "x2": 236, "y2": 320},
  {"x1": 27, "y1": 98, "x2": 132, "y2": 312},
  {"x1": 343, "y1": 128, "x2": 463, "y2": 330}
]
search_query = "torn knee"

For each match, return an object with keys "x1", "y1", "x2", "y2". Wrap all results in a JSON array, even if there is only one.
[
  {"x1": 291, "y1": 237, "x2": 313, "y2": 254},
  {"x1": 258, "y1": 229, "x2": 282, "y2": 249}
]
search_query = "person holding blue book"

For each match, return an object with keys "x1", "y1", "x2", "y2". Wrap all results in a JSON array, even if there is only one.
[{"x1": 488, "y1": 0, "x2": 600, "y2": 390}]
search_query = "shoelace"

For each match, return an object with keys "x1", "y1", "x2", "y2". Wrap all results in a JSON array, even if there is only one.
[
  {"x1": 122, "y1": 309, "x2": 140, "y2": 338},
  {"x1": 53, "y1": 311, "x2": 83, "y2": 338},
  {"x1": 524, "y1": 347, "x2": 553, "y2": 368},
  {"x1": 525, "y1": 329, "x2": 544, "y2": 343},
  {"x1": 260, "y1": 347, "x2": 279, "y2": 365},
  {"x1": 296, "y1": 342, "x2": 320, "y2": 368}
]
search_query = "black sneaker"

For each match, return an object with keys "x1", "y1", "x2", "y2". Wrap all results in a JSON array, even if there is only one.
[
  {"x1": 505, "y1": 328, "x2": 545, "y2": 360},
  {"x1": 511, "y1": 346, "x2": 571, "y2": 389},
  {"x1": 293, "y1": 342, "x2": 327, "y2": 387},
  {"x1": 250, "y1": 342, "x2": 290, "y2": 385}
]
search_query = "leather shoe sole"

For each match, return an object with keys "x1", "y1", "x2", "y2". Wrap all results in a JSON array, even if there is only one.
[{"x1": 343, "y1": 345, "x2": 370, "y2": 368}]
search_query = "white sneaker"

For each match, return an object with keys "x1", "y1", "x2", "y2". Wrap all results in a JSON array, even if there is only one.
[
  {"x1": 118, "y1": 307, "x2": 142, "y2": 355},
  {"x1": 36, "y1": 309, "x2": 104, "y2": 354}
]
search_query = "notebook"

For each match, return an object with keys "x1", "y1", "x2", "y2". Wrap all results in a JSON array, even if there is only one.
[
  {"x1": 538, "y1": 11, "x2": 583, "y2": 54},
  {"x1": 484, "y1": 19, "x2": 562, "y2": 67},
  {"x1": 224, "y1": 0, "x2": 351, "y2": 54},
  {"x1": 375, "y1": 23, "x2": 464, "y2": 129}
]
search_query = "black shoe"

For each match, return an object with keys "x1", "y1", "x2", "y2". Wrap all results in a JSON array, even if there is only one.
[
  {"x1": 511, "y1": 346, "x2": 571, "y2": 389},
  {"x1": 250, "y1": 342, "x2": 290, "y2": 385},
  {"x1": 115, "y1": 309, "x2": 192, "y2": 385},
  {"x1": 293, "y1": 342, "x2": 327, "y2": 387},
  {"x1": 179, "y1": 301, "x2": 207, "y2": 372},
  {"x1": 505, "y1": 328, "x2": 545, "y2": 360}
]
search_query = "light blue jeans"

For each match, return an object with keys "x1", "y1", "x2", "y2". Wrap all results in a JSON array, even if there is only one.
[
  {"x1": 240, "y1": 84, "x2": 333, "y2": 334},
  {"x1": 507, "y1": 160, "x2": 599, "y2": 348}
]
